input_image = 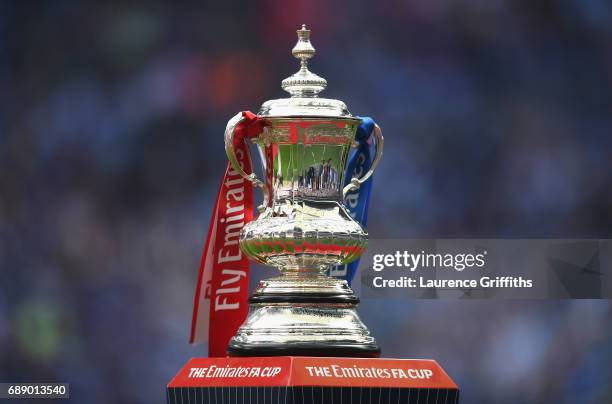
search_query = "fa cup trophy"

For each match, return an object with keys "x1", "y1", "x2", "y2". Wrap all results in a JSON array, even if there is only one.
[{"x1": 224, "y1": 25, "x2": 383, "y2": 357}]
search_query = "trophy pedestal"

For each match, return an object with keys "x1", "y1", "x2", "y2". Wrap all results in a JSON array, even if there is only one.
[
  {"x1": 167, "y1": 357, "x2": 459, "y2": 404},
  {"x1": 227, "y1": 276, "x2": 381, "y2": 358}
]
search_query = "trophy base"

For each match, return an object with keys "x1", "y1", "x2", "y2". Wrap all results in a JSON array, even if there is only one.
[
  {"x1": 228, "y1": 275, "x2": 380, "y2": 358},
  {"x1": 227, "y1": 342, "x2": 381, "y2": 358}
]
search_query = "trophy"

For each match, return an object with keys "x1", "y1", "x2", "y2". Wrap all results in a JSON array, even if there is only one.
[
  {"x1": 224, "y1": 25, "x2": 384, "y2": 357},
  {"x1": 171, "y1": 26, "x2": 459, "y2": 404}
]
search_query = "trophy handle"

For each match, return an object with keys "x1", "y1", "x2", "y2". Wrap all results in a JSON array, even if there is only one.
[
  {"x1": 342, "y1": 123, "x2": 384, "y2": 198},
  {"x1": 224, "y1": 113, "x2": 269, "y2": 208}
]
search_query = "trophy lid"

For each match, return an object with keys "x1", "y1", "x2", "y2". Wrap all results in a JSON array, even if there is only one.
[{"x1": 258, "y1": 25, "x2": 355, "y2": 119}]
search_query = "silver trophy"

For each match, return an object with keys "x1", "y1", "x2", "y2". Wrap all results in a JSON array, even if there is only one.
[{"x1": 224, "y1": 25, "x2": 383, "y2": 357}]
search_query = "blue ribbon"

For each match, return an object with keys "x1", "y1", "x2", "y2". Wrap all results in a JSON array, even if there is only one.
[{"x1": 328, "y1": 117, "x2": 375, "y2": 285}]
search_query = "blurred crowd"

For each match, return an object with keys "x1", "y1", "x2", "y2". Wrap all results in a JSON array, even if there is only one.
[{"x1": 1, "y1": 1, "x2": 611, "y2": 403}]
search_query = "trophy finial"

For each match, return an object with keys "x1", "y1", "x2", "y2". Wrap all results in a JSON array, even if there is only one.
[
  {"x1": 292, "y1": 24, "x2": 315, "y2": 63},
  {"x1": 281, "y1": 24, "x2": 327, "y2": 97}
]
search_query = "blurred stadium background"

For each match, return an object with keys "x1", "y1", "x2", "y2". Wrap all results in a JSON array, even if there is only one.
[{"x1": 1, "y1": 1, "x2": 611, "y2": 403}]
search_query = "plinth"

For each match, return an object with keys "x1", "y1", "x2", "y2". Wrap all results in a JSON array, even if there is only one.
[{"x1": 167, "y1": 357, "x2": 459, "y2": 404}]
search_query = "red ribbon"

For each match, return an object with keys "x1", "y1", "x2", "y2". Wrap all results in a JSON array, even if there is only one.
[{"x1": 190, "y1": 111, "x2": 268, "y2": 356}]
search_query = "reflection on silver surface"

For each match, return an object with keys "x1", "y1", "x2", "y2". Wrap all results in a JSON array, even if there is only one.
[
  {"x1": 243, "y1": 118, "x2": 367, "y2": 269},
  {"x1": 224, "y1": 25, "x2": 384, "y2": 356},
  {"x1": 260, "y1": 121, "x2": 356, "y2": 199},
  {"x1": 230, "y1": 304, "x2": 376, "y2": 345}
]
